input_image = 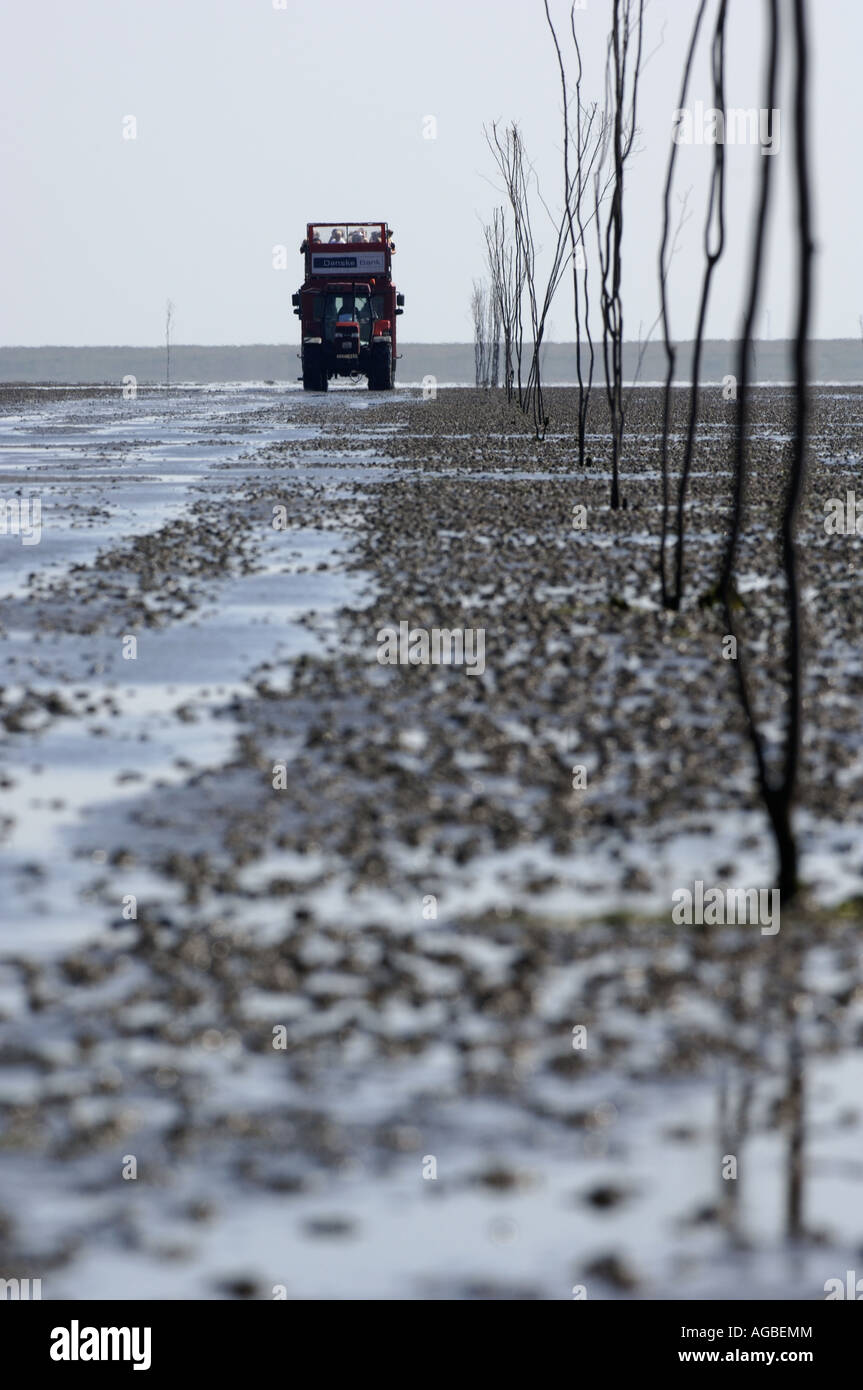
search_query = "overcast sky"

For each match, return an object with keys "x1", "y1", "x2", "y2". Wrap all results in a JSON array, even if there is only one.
[{"x1": 0, "y1": 0, "x2": 857, "y2": 345}]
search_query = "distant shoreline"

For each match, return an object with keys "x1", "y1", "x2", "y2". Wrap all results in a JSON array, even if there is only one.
[{"x1": 1, "y1": 340, "x2": 861, "y2": 385}]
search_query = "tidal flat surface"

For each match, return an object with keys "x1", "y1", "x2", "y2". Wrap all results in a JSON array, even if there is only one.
[{"x1": 1, "y1": 383, "x2": 862, "y2": 1299}]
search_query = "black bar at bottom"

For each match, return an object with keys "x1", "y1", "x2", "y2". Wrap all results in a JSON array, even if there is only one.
[{"x1": 5, "y1": 1298, "x2": 858, "y2": 1375}]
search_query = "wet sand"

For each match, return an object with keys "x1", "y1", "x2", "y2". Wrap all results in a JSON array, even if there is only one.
[{"x1": 1, "y1": 383, "x2": 862, "y2": 1299}]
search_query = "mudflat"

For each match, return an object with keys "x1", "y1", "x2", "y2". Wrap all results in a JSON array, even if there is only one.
[{"x1": 1, "y1": 383, "x2": 861, "y2": 1299}]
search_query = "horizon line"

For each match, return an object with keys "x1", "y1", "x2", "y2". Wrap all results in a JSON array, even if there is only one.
[{"x1": 1, "y1": 337, "x2": 860, "y2": 351}]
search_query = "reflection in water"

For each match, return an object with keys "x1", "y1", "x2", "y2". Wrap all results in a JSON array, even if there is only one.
[
  {"x1": 714, "y1": 923, "x2": 843, "y2": 1265},
  {"x1": 785, "y1": 959, "x2": 806, "y2": 1241}
]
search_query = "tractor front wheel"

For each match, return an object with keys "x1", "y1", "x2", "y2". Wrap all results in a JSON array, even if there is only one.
[
  {"x1": 368, "y1": 342, "x2": 393, "y2": 391},
  {"x1": 302, "y1": 349, "x2": 328, "y2": 392}
]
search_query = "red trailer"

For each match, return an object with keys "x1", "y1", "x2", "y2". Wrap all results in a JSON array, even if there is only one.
[{"x1": 292, "y1": 222, "x2": 404, "y2": 391}]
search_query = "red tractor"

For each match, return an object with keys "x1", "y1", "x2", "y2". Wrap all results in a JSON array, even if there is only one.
[{"x1": 292, "y1": 222, "x2": 404, "y2": 391}]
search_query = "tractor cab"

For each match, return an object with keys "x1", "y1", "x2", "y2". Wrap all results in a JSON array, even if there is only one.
[{"x1": 323, "y1": 285, "x2": 379, "y2": 347}]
